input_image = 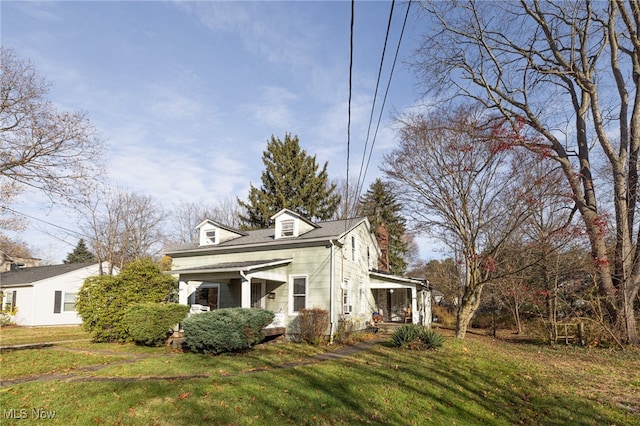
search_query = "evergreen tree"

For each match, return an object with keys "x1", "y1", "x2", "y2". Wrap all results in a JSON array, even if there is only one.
[
  {"x1": 238, "y1": 133, "x2": 341, "y2": 229},
  {"x1": 64, "y1": 238, "x2": 95, "y2": 264},
  {"x1": 357, "y1": 178, "x2": 409, "y2": 275}
]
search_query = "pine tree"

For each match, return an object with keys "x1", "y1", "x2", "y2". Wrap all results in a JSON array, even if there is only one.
[
  {"x1": 64, "y1": 238, "x2": 96, "y2": 264},
  {"x1": 357, "y1": 178, "x2": 409, "y2": 275},
  {"x1": 238, "y1": 133, "x2": 341, "y2": 229}
]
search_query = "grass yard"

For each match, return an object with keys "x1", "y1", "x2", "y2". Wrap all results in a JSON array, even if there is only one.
[
  {"x1": 0, "y1": 327, "x2": 638, "y2": 425},
  {"x1": 0, "y1": 325, "x2": 89, "y2": 346}
]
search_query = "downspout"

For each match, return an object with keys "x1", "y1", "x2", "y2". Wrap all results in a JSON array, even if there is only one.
[{"x1": 329, "y1": 240, "x2": 336, "y2": 344}]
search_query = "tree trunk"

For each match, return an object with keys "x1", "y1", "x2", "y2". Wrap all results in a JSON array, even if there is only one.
[
  {"x1": 623, "y1": 285, "x2": 640, "y2": 345},
  {"x1": 514, "y1": 302, "x2": 522, "y2": 335},
  {"x1": 455, "y1": 283, "x2": 484, "y2": 339}
]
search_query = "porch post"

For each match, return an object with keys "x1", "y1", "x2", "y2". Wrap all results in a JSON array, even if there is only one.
[
  {"x1": 411, "y1": 287, "x2": 418, "y2": 325},
  {"x1": 178, "y1": 279, "x2": 189, "y2": 305},
  {"x1": 240, "y1": 273, "x2": 251, "y2": 308}
]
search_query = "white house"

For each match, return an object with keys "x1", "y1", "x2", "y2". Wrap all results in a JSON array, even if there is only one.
[
  {"x1": 165, "y1": 209, "x2": 431, "y2": 337},
  {"x1": 0, "y1": 262, "x2": 114, "y2": 326}
]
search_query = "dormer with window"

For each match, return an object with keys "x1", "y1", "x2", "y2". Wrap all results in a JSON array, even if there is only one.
[
  {"x1": 197, "y1": 220, "x2": 245, "y2": 246},
  {"x1": 271, "y1": 209, "x2": 318, "y2": 239}
]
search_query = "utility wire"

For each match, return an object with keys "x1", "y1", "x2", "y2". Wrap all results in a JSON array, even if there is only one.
[
  {"x1": 360, "y1": 0, "x2": 412, "y2": 195},
  {"x1": 353, "y1": 0, "x2": 395, "y2": 214},
  {"x1": 345, "y1": 0, "x2": 355, "y2": 227},
  {"x1": 355, "y1": 0, "x2": 412, "y2": 210},
  {"x1": 0, "y1": 205, "x2": 84, "y2": 243}
]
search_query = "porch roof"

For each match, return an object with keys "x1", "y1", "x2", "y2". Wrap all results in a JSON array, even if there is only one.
[
  {"x1": 369, "y1": 271, "x2": 428, "y2": 289},
  {"x1": 169, "y1": 258, "x2": 293, "y2": 275}
]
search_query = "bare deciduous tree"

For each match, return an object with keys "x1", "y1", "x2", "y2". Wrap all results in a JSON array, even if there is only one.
[
  {"x1": 0, "y1": 48, "x2": 104, "y2": 217},
  {"x1": 78, "y1": 187, "x2": 166, "y2": 274},
  {"x1": 415, "y1": 0, "x2": 640, "y2": 344},
  {"x1": 383, "y1": 105, "x2": 547, "y2": 338},
  {"x1": 166, "y1": 196, "x2": 242, "y2": 246}
]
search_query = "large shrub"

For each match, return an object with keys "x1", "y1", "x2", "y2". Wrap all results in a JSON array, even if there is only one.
[
  {"x1": 296, "y1": 308, "x2": 329, "y2": 344},
  {"x1": 76, "y1": 258, "x2": 178, "y2": 342},
  {"x1": 183, "y1": 308, "x2": 274, "y2": 355},
  {"x1": 124, "y1": 303, "x2": 189, "y2": 346}
]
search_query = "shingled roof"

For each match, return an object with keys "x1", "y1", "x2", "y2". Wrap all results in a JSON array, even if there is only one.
[
  {"x1": 165, "y1": 217, "x2": 369, "y2": 256},
  {"x1": 0, "y1": 263, "x2": 96, "y2": 286}
]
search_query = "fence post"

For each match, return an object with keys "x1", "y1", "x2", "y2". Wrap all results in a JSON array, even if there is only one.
[{"x1": 578, "y1": 322, "x2": 585, "y2": 346}]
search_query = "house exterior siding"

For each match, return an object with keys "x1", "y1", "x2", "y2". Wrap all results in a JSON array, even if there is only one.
[
  {"x1": 166, "y1": 210, "x2": 430, "y2": 337},
  {"x1": 0, "y1": 262, "x2": 113, "y2": 327}
]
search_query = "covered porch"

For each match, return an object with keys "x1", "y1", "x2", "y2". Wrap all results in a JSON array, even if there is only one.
[
  {"x1": 171, "y1": 259, "x2": 292, "y2": 330},
  {"x1": 369, "y1": 272, "x2": 431, "y2": 327}
]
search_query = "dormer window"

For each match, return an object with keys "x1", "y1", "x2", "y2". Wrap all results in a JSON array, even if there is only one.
[
  {"x1": 281, "y1": 220, "x2": 294, "y2": 237},
  {"x1": 196, "y1": 219, "x2": 245, "y2": 247},
  {"x1": 205, "y1": 230, "x2": 217, "y2": 245}
]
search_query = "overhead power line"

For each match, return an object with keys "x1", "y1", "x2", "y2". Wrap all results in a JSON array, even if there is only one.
[
  {"x1": 353, "y1": 0, "x2": 412, "y2": 211},
  {"x1": 353, "y1": 0, "x2": 396, "y2": 212},
  {"x1": 346, "y1": 0, "x2": 355, "y2": 226},
  {"x1": 0, "y1": 205, "x2": 84, "y2": 242}
]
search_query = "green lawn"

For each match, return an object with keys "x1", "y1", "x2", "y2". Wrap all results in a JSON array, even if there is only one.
[
  {"x1": 1, "y1": 328, "x2": 638, "y2": 425},
  {"x1": 0, "y1": 325, "x2": 89, "y2": 346}
]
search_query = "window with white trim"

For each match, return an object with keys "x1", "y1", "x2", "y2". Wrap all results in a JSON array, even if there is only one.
[
  {"x1": 205, "y1": 229, "x2": 217, "y2": 244},
  {"x1": 351, "y1": 235, "x2": 357, "y2": 262},
  {"x1": 343, "y1": 278, "x2": 352, "y2": 314},
  {"x1": 291, "y1": 276, "x2": 307, "y2": 313},
  {"x1": 281, "y1": 219, "x2": 295, "y2": 237},
  {"x1": 63, "y1": 293, "x2": 77, "y2": 312}
]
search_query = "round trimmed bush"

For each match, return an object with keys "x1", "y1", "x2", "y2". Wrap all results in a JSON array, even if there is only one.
[{"x1": 182, "y1": 308, "x2": 275, "y2": 355}]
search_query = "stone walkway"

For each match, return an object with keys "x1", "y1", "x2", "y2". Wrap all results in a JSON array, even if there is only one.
[{"x1": 1, "y1": 324, "x2": 400, "y2": 387}]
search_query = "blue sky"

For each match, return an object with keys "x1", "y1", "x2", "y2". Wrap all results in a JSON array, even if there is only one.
[{"x1": 2, "y1": 1, "x2": 440, "y2": 263}]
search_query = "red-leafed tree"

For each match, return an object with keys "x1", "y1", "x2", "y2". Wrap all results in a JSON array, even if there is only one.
[
  {"x1": 383, "y1": 105, "x2": 553, "y2": 338},
  {"x1": 414, "y1": 0, "x2": 640, "y2": 344}
]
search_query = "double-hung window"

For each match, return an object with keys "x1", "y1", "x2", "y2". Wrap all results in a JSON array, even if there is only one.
[
  {"x1": 63, "y1": 293, "x2": 77, "y2": 312},
  {"x1": 343, "y1": 278, "x2": 352, "y2": 314},
  {"x1": 281, "y1": 220, "x2": 295, "y2": 237},
  {"x1": 291, "y1": 276, "x2": 307, "y2": 313},
  {"x1": 351, "y1": 235, "x2": 357, "y2": 262}
]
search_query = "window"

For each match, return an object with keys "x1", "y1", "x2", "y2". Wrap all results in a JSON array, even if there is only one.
[
  {"x1": 4, "y1": 291, "x2": 15, "y2": 311},
  {"x1": 205, "y1": 229, "x2": 217, "y2": 244},
  {"x1": 195, "y1": 286, "x2": 219, "y2": 311},
  {"x1": 351, "y1": 235, "x2": 357, "y2": 261},
  {"x1": 281, "y1": 220, "x2": 294, "y2": 237},
  {"x1": 63, "y1": 293, "x2": 77, "y2": 312},
  {"x1": 343, "y1": 278, "x2": 352, "y2": 314},
  {"x1": 291, "y1": 276, "x2": 307, "y2": 313}
]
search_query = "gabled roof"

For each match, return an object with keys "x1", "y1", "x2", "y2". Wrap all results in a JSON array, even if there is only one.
[
  {"x1": 0, "y1": 263, "x2": 97, "y2": 287},
  {"x1": 165, "y1": 217, "x2": 370, "y2": 256},
  {"x1": 270, "y1": 209, "x2": 319, "y2": 229},
  {"x1": 195, "y1": 219, "x2": 248, "y2": 236}
]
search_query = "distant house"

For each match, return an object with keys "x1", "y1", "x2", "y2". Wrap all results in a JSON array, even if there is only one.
[
  {"x1": 0, "y1": 262, "x2": 114, "y2": 326},
  {"x1": 165, "y1": 209, "x2": 431, "y2": 337},
  {"x1": 0, "y1": 250, "x2": 41, "y2": 272}
]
